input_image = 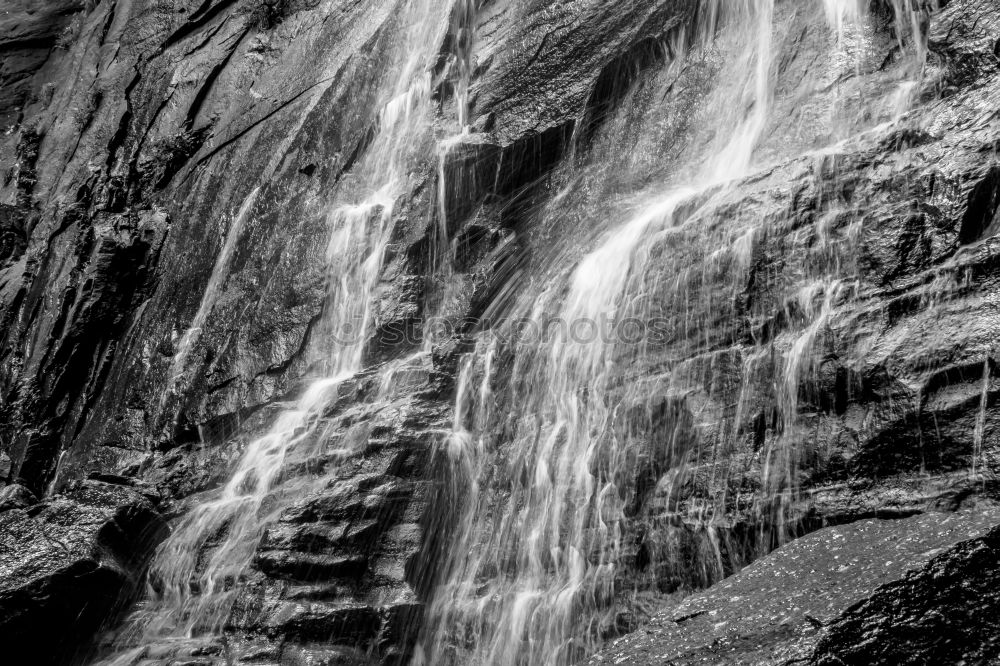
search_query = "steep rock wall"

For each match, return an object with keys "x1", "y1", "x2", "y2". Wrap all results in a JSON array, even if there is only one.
[{"x1": 0, "y1": 0, "x2": 998, "y2": 664}]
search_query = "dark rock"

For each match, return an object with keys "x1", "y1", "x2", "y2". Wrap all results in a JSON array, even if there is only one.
[
  {"x1": 263, "y1": 602, "x2": 382, "y2": 643},
  {"x1": 473, "y1": 0, "x2": 697, "y2": 145},
  {"x1": 0, "y1": 480, "x2": 166, "y2": 664},
  {"x1": 0, "y1": 0, "x2": 86, "y2": 126},
  {"x1": 253, "y1": 551, "x2": 369, "y2": 582},
  {"x1": 591, "y1": 510, "x2": 1000, "y2": 665},
  {"x1": 0, "y1": 483, "x2": 36, "y2": 512},
  {"x1": 959, "y1": 166, "x2": 1000, "y2": 245}
]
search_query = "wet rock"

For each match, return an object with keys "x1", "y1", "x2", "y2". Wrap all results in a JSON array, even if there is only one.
[
  {"x1": 473, "y1": 0, "x2": 697, "y2": 145},
  {"x1": 0, "y1": 0, "x2": 998, "y2": 663},
  {"x1": 0, "y1": 483, "x2": 36, "y2": 512},
  {"x1": 811, "y1": 525, "x2": 1000, "y2": 664},
  {"x1": 591, "y1": 510, "x2": 1000, "y2": 665},
  {"x1": 0, "y1": 0, "x2": 85, "y2": 126},
  {"x1": 0, "y1": 480, "x2": 167, "y2": 664},
  {"x1": 254, "y1": 551, "x2": 369, "y2": 583},
  {"x1": 263, "y1": 602, "x2": 382, "y2": 643},
  {"x1": 278, "y1": 643, "x2": 374, "y2": 666},
  {"x1": 184, "y1": 381, "x2": 448, "y2": 665},
  {"x1": 927, "y1": 0, "x2": 1000, "y2": 89}
]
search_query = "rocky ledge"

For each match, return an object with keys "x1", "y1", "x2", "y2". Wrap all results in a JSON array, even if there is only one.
[
  {"x1": 0, "y1": 480, "x2": 166, "y2": 665},
  {"x1": 592, "y1": 508, "x2": 1000, "y2": 665}
]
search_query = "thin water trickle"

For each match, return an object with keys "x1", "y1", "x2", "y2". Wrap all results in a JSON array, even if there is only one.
[
  {"x1": 890, "y1": 0, "x2": 933, "y2": 60},
  {"x1": 888, "y1": 0, "x2": 940, "y2": 117},
  {"x1": 972, "y1": 358, "x2": 991, "y2": 480},
  {"x1": 822, "y1": 0, "x2": 863, "y2": 41},
  {"x1": 452, "y1": 0, "x2": 478, "y2": 132},
  {"x1": 425, "y1": 0, "x2": 480, "y2": 349},
  {"x1": 164, "y1": 187, "x2": 261, "y2": 408},
  {"x1": 149, "y1": 375, "x2": 346, "y2": 637},
  {"x1": 44, "y1": 449, "x2": 68, "y2": 497},
  {"x1": 698, "y1": 0, "x2": 774, "y2": 182}
]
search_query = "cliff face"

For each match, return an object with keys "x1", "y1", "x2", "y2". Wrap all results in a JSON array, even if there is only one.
[{"x1": 0, "y1": 0, "x2": 998, "y2": 664}]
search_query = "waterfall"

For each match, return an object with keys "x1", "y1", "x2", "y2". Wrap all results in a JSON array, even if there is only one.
[
  {"x1": 428, "y1": 0, "x2": 480, "y2": 345},
  {"x1": 452, "y1": 0, "x2": 478, "y2": 132},
  {"x1": 93, "y1": 0, "x2": 942, "y2": 663},
  {"x1": 822, "y1": 0, "x2": 863, "y2": 40},
  {"x1": 98, "y1": 1, "x2": 452, "y2": 659},
  {"x1": 417, "y1": 4, "x2": 776, "y2": 664},
  {"x1": 415, "y1": 1, "x2": 935, "y2": 664}
]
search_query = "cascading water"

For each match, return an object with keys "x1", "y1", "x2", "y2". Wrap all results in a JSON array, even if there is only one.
[
  {"x1": 451, "y1": 0, "x2": 478, "y2": 133},
  {"x1": 416, "y1": 1, "x2": 937, "y2": 664},
  {"x1": 822, "y1": 0, "x2": 864, "y2": 39},
  {"x1": 973, "y1": 358, "x2": 993, "y2": 479},
  {"x1": 97, "y1": 1, "x2": 452, "y2": 661},
  {"x1": 426, "y1": 0, "x2": 480, "y2": 349},
  {"x1": 92, "y1": 0, "x2": 944, "y2": 664},
  {"x1": 417, "y1": 3, "x2": 777, "y2": 664}
]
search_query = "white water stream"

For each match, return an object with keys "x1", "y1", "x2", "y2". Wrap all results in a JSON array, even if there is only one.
[
  {"x1": 101, "y1": 2, "x2": 452, "y2": 660},
  {"x1": 415, "y1": 1, "x2": 936, "y2": 664},
  {"x1": 418, "y1": 3, "x2": 778, "y2": 664}
]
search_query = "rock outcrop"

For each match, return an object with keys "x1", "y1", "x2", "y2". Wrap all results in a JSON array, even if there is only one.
[
  {"x1": 0, "y1": 480, "x2": 166, "y2": 665},
  {"x1": 591, "y1": 510, "x2": 1000, "y2": 665},
  {"x1": 0, "y1": 0, "x2": 86, "y2": 127},
  {"x1": 0, "y1": 0, "x2": 998, "y2": 663}
]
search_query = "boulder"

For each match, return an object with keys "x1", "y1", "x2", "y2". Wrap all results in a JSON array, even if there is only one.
[
  {"x1": 0, "y1": 483, "x2": 36, "y2": 512},
  {"x1": 0, "y1": 480, "x2": 166, "y2": 665}
]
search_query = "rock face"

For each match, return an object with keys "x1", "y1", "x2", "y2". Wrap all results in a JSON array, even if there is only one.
[
  {"x1": 217, "y1": 362, "x2": 452, "y2": 665},
  {"x1": 591, "y1": 510, "x2": 1000, "y2": 665},
  {"x1": 0, "y1": 480, "x2": 166, "y2": 665},
  {"x1": 0, "y1": 0, "x2": 998, "y2": 663},
  {"x1": 0, "y1": 482, "x2": 36, "y2": 511},
  {"x1": 0, "y1": 1, "x2": 86, "y2": 127}
]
